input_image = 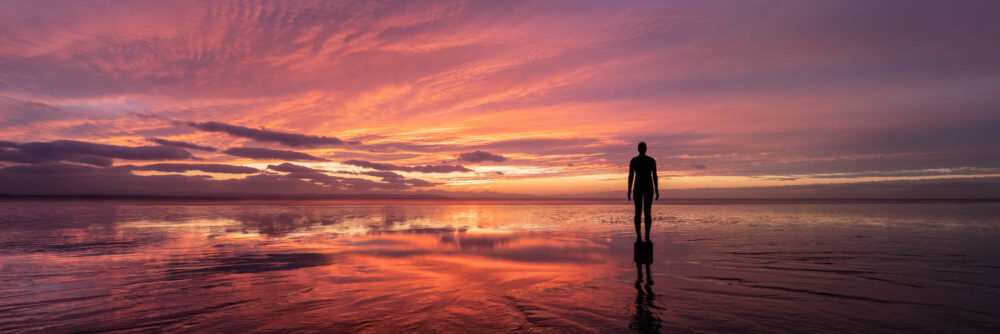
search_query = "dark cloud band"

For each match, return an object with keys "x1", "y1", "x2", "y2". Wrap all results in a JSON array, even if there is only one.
[
  {"x1": 267, "y1": 162, "x2": 326, "y2": 173},
  {"x1": 341, "y1": 159, "x2": 471, "y2": 173},
  {"x1": 186, "y1": 121, "x2": 358, "y2": 148},
  {"x1": 148, "y1": 138, "x2": 217, "y2": 152},
  {"x1": 458, "y1": 150, "x2": 506, "y2": 163},
  {"x1": 130, "y1": 163, "x2": 259, "y2": 174},
  {"x1": 0, "y1": 140, "x2": 192, "y2": 167},
  {"x1": 223, "y1": 147, "x2": 327, "y2": 161}
]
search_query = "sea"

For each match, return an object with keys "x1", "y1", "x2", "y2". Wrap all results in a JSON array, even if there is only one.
[{"x1": 0, "y1": 199, "x2": 998, "y2": 333}]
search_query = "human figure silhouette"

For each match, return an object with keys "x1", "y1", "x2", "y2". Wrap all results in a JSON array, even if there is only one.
[{"x1": 628, "y1": 142, "x2": 658, "y2": 242}]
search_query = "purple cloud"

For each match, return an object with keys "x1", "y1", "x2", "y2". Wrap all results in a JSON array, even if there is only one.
[
  {"x1": 361, "y1": 171, "x2": 405, "y2": 179},
  {"x1": 0, "y1": 147, "x2": 112, "y2": 166},
  {"x1": 268, "y1": 163, "x2": 436, "y2": 189},
  {"x1": 130, "y1": 163, "x2": 259, "y2": 174},
  {"x1": 0, "y1": 140, "x2": 191, "y2": 167},
  {"x1": 341, "y1": 159, "x2": 471, "y2": 173},
  {"x1": 18, "y1": 140, "x2": 193, "y2": 160},
  {"x1": 0, "y1": 162, "x2": 439, "y2": 196},
  {"x1": 148, "y1": 138, "x2": 217, "y2": 152},
  {"x1": 0, "y1": 167, "x2": 330, "y2": 197},
  {"x1": 65, "y1": 155, "x2": 114, "y2": 167},
  {"x1": 267, "y1": 162, "x2": 326, "y2": 174},
  {"x1": 400, "y1": 178, "x2": 436, "y2": 188},
  {"x1": 359, "y1": 170, "x2": 435, "y2": 187},
  {"x1": 0, "y1": 162, "x2": 99, "y2": 175},
  {"x1": 281, "y1": 170, "x2": 411, "y2": 190},
  {"x1": 458, "y1": 150, "x2": 506, "y2": 163},
  {"x1": 185, "y1": 121, "x2": 357, "y2": 148},
  {"x1": 0, "y1": 148, "x2": 48, "y2": 164},
  {"x1": 223, "y1": 147, "x2": 327, "y2": 161}
]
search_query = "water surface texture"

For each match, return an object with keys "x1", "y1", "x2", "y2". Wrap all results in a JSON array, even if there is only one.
[{"x1": 1, "y1": 200, "x2": 998, "y2": 332}]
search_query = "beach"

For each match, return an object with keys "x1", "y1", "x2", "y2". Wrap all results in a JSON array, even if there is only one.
[{"x1": 1, "y1": 199, "x2": 998, "y2": 332}]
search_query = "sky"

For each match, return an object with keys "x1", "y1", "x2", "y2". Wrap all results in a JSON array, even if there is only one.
[{"x1": 1, "y1": 0, "x2": 999, "y2": 198}]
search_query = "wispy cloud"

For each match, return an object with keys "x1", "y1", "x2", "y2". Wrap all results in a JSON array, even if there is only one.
[
  {"x1": 223, "y1": 147, "x2": 327, "y2": 161},
  {"x1": 147, "y1": 138, "x2": 217, "y2": 152},
  {"x1": 458, "y1": 150, "x2": 506, "y2": 163},
  {"x1": 341, "y1": 159, "x2": 471, "y2": 173},
  {"x1": 129, "y1": 163, "x2": 259, "y2": 174},
  {"x1": 267, "y1": 162, "x2": 326, "y2": 174}
]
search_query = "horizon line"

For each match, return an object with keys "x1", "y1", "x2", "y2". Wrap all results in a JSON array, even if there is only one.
[{"x1": 2, "y1": 194, "x2": 998, "y2": 203}]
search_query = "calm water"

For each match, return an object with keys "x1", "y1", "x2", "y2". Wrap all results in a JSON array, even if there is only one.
[{"x1": 0, "y1": 200, "x2": 998, "y2": 333}]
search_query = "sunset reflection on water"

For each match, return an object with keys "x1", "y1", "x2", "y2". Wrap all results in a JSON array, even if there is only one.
[{"x1": 1, "y1": 200, "x2": 998, "y2": 332}]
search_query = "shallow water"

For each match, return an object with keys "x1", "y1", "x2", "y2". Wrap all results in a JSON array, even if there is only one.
[{"x1": 0, "y1": 200, "x2": 998, "y2": 333}]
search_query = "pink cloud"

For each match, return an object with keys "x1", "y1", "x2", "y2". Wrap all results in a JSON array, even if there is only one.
[{"x1": 0, "y1": 0, "x2": 998, "y2": 197}]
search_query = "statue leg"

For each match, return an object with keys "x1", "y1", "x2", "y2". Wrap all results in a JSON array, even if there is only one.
[
  {"x1": 643, "y1": 190, "x2": 653, "y2": 241},
  {"x1": 633, "y1": 192, "x2": 642, "y2": 241}
]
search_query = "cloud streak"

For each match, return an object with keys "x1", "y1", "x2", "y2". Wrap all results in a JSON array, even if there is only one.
[
  {"x1": 130, "y1": 163, "x2": 259, "y2": 174},
  {"x1": 267, "y1": 162, "x2": 326, "y2": 174},
  {"x1": 147, "y1": 138, "x2": 217, "y2": 152},
  {"x1": 223, "y1": 147, "x2": 327, "y2": 161},
  {"x1": 0, "y1": 140, "x2": 192, "y2": 167},
  {"x1": 266, "y1": 162, "x2": 437, "y2": 189},
  {"x1": 458, "y1": 151, "x2": 506, "y2": 163},
  {"x1": 18, "y1": 140, "x2": 192, "y2": 160},
  {"x1": 185, "y1": 121, "x2": 356, "y2": 148},
  {"x1": 341, "y1": 160, "x2": 471, "y2": 173}
]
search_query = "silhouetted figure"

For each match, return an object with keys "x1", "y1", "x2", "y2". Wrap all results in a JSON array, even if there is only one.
[
  {"x1": 628, "y1": 142, "x2": 658, "y2": 242},
  {"x1": 630, "y1": 241, "x2": 661, "y2": 333}
]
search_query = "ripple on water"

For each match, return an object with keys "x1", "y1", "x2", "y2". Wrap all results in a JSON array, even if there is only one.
[{"x1": 0, "y1": 201, "x2": 998, "y2": 332}]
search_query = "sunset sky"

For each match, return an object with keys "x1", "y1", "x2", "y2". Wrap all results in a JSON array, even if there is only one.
[{"x1": 1, "y1": 0, "x2": 999, "y2": 198}]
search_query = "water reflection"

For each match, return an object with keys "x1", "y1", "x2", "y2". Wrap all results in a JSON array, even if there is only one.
[
  {"x1": 631, "y1": 241, "x2": 662, "y2": 333},
  {"x1": 0, "y1": 201, "x2": 998, "y2": 332}
]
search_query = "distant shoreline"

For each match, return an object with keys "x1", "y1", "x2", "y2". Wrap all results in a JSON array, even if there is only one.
[{"x1": 1, "y1": 195, "x2": 997, "y2": 205}]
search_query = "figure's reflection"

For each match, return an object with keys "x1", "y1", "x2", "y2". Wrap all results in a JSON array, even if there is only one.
[{"x1": 630, "y1": 241, "x2": 662, "y2": 333}]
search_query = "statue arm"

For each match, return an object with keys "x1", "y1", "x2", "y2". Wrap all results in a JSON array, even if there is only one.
[
  {"x1": 627, "y1": 161, "x2": 634, "y2": 199},
  {"x1": 652, "y1": 160, "x2": 659, "y2": 199}
]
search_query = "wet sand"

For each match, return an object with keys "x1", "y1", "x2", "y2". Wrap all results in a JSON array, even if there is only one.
[{"x1": 1, "y1": 200, "x2": 998, "y2": 332}]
